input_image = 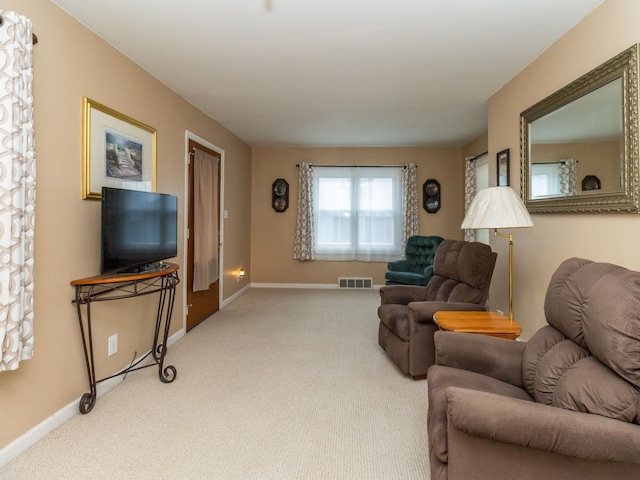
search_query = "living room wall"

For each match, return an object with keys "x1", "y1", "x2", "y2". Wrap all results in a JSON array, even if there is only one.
[
  {"x1": 488, "y1": 0, "x2": 640, "y2": 338},
  {"x1": 250, "y1": 146, "x2": 466, "y2": 286},
  {"x1": 0, "y1": 0, "x2": 251, "y2": 454}
]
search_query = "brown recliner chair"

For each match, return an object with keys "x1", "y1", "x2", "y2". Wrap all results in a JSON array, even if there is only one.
[
  {"x1": 427, "y1": 257, "x2": 640, "y2": 480},
  {"x1": 377, "y1": 239, "x2": 496, "y2": 379}
]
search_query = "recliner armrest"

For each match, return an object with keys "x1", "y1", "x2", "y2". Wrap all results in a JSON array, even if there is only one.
[
  {"x1": 446, "y1": 387, "x2": 640, "y2": 465},
  {"x1": 433, "y1": 331, "x2": 525, "y2": 387},
  {"x1": 422, "y1": 265, "x2": 434, "y2": 277},
  {"x1": 379, "y1": 285, "x2": 428, "y2": 305},
  {"x1": 407, "y1": 301, "x2": 486, "y2": 324},
  {"x1": 387, "y1": 259, "x2": 410, "y2": 271}
]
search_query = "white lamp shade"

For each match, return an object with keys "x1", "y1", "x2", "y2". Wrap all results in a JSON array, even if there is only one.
[{"x1": 461, "y1": 186, "x2": 533, "y2": 229}]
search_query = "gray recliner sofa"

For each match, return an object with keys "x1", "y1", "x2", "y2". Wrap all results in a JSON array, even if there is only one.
[{"x1": 427, "y1": 257, "x2": 640, "y2": 480}]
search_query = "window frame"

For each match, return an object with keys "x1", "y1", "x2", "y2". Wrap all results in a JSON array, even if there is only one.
[{"x1": 312, "y1": 166, "x2": 403, "y2": 262}]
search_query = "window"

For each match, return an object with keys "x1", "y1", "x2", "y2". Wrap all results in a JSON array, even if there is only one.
[
  {"x1": 531, "y1": 162, "x2": 562, "y2": 197},
  {"x1": 312, "y1": 166, "x2": 402, "y2": 261}
]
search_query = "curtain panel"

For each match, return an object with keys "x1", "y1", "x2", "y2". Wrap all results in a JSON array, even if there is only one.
[
  {"x1": 464, "y1": 157, "x2": 477, "y2": 242},
  {"x1": 0, "y1": 11, "x2": 36, "y2": 371},
  {"x1": 402, "y1": 164, "x2": 418, "y2": 246},
  {"x1": 293, "y1": 163, "x2": 315, "y2": 261},
  {"x1": 559, "y1": 158, "x2": 578, "y2": 196},
  {"x1": 193, "y1": 148, "x2": 220, "y2": 291}
]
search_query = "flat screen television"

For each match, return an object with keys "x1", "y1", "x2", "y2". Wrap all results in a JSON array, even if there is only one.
[{"x1": 101, "y1": 187, "x2": 178, "y2": 274}]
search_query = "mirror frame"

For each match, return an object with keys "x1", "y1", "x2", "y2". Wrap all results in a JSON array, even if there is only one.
[{"x1": 520, "y1": 44, "x2": 639, "y2": 213}]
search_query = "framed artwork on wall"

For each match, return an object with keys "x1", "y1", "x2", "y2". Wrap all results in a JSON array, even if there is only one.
[
  {"x1": 82, "y1": 97, "x2": 157, "y2": 200},
  {"x1": 497, "y1": 148, "x2": 510, "y2": 186}
]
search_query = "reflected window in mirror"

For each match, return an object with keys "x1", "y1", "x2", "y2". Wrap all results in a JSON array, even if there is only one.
[{"x1": 531, "y1": 159, "x2": 578, "y2": 198}]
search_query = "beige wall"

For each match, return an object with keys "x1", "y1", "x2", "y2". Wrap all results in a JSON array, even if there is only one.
[
  {"x1": 250, "y1": 146, "x2": 464, "y2": 286},
  {"x1": 0, "y1": 0, "x2": 251, "y2": 451},
  {"x1": 488, "y1": 0, "x2": 640, "y2": 338},
  {"x1": 462, "y1": 133, "x2": 488, "y2": 160}
]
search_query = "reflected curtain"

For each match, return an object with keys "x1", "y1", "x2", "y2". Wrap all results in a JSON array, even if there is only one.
[
  {"x1": 193, "y1": 148, "x2": 219, "y2": 291},
  {"x1": 402, "y1": 164, "x2": 418, "y2": 246},
  {"x1": 0, "y1": 11, "x2": 35, "y2": 372},
  {"x1": 293, "y1": 163, "x2": 315, "y2": 260},
  {"x1": 559, "y1": 158, "x2": 578, "y2": 196},
  {"x1": 464, "y1": 156, "x2": 477, "y2": 241}
]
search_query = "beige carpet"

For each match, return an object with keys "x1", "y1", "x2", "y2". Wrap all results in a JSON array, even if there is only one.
[{"x1": 2, "y1": 288, "x2": 430, "y2": 479}]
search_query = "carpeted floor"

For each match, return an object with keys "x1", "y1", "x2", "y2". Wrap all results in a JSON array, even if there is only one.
[{"x1": 2, "y1": 288, "x2": 430, "y2": 479}]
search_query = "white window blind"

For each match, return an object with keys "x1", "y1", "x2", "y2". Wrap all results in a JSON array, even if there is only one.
[
  {"x1": 531, "y1": 162, "x2": 562, "y2": 197},
  {"x1": 312, "y1": 166, "x2": 402, "y2": 261}
]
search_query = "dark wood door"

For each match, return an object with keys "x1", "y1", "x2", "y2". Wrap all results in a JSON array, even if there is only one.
[{"x1": 186, "y1": 139, "x2": 221, "y2": 330}]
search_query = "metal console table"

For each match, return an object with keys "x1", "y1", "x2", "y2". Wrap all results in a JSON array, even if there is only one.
[{"x1": 71, "y1": 263, "x2": 180, "y2": 414}]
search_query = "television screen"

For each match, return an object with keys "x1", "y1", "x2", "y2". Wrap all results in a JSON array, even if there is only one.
[{"x1": 101, "y1": 187, "x2": 178, "y2": 274}]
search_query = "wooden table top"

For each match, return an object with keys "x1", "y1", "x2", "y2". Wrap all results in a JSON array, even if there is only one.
[
  {"x1": 71, "y1": 262, "x2": 179, "y2": 286},
  {"x1": 433, "y1": 311, "x2": 522, "y2": 340}
]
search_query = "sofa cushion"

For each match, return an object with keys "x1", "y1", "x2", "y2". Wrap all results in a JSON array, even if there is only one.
[
  {"x1": 524, "y1": 325, "x2": 640, "y2": 423},
  {"x1": 582, "y1": 268, "x2": 640, "y2": 388},
  {"x1": 544, "y1": 258, "x2": 640, "y2": 388},
  {"x1": 403, "y1": 235, "x2": 442, "y2": 269},
  {"x1": 522, "y1": 325, "x2": 567, "y2": 397},
  {"x1": 384, "y1": 270, "x2": 432, "y2": 286},
  {"x1": 544, "y1": 257, "x2": 596, "y2": 348},
  {"x1": 426, "y1": 240, "x2": 494, "y2": 304},
  {"x1": 554, "y1": 357, "x2": 640, "y2": 423},
  {"x1": 532, "y1": 338, "x2": 590, "y2": 405}
]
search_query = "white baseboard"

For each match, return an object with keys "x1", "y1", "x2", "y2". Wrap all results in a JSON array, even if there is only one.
[
  {"x1": 0, "y1": 328, "x2": 185, "y2": 468},
  {"x1": 221, "y1": 283, "x2": 250, "y2": 308}
]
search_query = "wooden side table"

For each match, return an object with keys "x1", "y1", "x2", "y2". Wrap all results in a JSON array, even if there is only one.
[{"x1": 433, "y1": 311, "x2": 522, "y2": 340}]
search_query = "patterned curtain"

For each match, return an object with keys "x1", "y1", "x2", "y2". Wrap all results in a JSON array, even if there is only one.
[
  {"x1": 401, "y1": 164, "x2": 418, "y2": 246},
  {"x1": 0, "y1": 11, "x2": 36, "y2": 372},
  {"x1": 559, "y1": 158, "x2": 578, "y2": 196},
  {"x1": 464, "y1": 157, "x2": 477, "y2": 241},
  {"x1": 293, "y1": 163, "x2": 315, "y2": 261}
]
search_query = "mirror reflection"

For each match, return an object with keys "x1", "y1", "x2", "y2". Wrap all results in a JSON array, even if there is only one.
[
  {"x1": 520, "y1": 44, "x2": 639, "y2": 213},
  {"x1": 529, "y1": 78, "x2": 622, "y2": 199}
]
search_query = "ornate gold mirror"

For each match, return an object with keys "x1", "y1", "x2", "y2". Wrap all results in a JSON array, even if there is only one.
[{"x1": 520, "y1": 44, "x2": 639, "y2": 213}]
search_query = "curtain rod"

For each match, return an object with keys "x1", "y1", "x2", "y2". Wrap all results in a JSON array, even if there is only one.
[
  {"x1": 296, "y1": 163, "x2": 412, "y2": 168},
  {"x1": 532, "y1": 160, "x2": 577, "y2": 165},
  {"x1": 467, "y1": 151, "x2": 488, "y2": 162},
  {"x1": 0, "y1": 16, "x2": 37, "y2": 45}
]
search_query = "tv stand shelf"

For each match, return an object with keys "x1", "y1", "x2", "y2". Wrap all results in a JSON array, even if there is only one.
[{"x1": 71, "y1": 263, "x2": 180, "y2": 414}]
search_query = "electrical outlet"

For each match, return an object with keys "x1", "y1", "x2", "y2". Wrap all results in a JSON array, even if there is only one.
[{"x1": 108, "y1": 334, "x2": 118, "y2": 356}]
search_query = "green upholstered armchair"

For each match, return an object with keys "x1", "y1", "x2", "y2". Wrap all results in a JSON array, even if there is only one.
[{"x1": 385, "y1": 235, "x2": 444, "y2": 286}]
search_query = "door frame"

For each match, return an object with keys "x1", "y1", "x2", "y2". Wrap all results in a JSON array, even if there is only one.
[{"x1": 183, "y1": 130, "x2": 225, "y2": 330}]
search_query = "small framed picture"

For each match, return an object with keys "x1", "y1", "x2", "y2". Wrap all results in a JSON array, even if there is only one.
[{"x1": 497, "y1": 149, "x2": 510, "y2": 186}]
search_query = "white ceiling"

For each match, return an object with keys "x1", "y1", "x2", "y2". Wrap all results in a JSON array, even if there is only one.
[{"x1": 51, "y1": 0, "x2": 604, "y2": 147}]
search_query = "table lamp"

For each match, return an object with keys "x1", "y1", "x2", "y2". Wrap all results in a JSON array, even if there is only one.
[{"x1": 460, "y1": 186, "x2": 533, "y2": 322}]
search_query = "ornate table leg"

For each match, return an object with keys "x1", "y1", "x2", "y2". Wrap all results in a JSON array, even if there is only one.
[
  {"x1": 75, "y1": 287, "x2": 97, "y2": 414},
  {"x1": 152, "y1": 276, "x2": 177, "y2": 384}
]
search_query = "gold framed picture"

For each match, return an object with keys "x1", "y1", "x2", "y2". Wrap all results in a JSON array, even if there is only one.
[{"x1": 82, "y1": 97, "x2": 156, "y2": 199}]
